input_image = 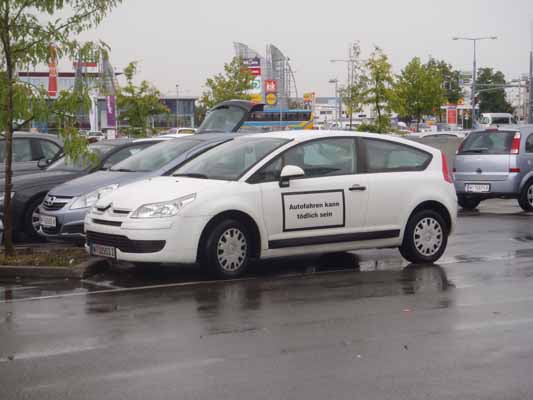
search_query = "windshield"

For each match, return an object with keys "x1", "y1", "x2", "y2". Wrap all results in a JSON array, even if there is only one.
[
  {"x1": 174, "y1": 137, "x2": 289, "y2": 181},
  {"x1": 198, "y1": 105, "x2": 246, "y2": 133},
  {"x1": 46, "y1": 144, "x2": 114, "y2": 172},
  {"x1": 110, "y1": 138, "x2": 201, "y2": 172},
  {"x1": 458, "y1": 131, "x2": 515, "y2": 155}
]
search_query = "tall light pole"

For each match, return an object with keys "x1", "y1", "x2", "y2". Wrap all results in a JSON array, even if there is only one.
[
  {"x1": 453, "y1": 36, "x2": 497, "y2": 127},
  {"x1": 330, "y1": 57, "x2": 353, "y2": 129},
  {"x1": 329, "y1": 78, "x2": 340, "y2": 126}
]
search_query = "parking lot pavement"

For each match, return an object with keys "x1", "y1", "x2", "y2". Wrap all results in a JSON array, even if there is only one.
[{"x1": 1, "y1": 198, "x2": 533, "y2": 399}]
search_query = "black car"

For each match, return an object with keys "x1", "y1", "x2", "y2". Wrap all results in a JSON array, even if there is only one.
[{"x1": 0, "y1": 138, "x2": 163, "y2": 240}]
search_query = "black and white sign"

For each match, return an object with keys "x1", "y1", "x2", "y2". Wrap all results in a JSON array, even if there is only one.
[{"x1": 282, "y1": 190, "x2": 345, "y2": 232}]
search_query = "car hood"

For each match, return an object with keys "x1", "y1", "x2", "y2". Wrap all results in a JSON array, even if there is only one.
[
  {"x1": 95, "y1": 176, "x2": 230, "y2": 210},
  {"x1": 6, "y1": 170, "x2": 81, "y2": 191},
  {"x1": 49, "y1": 170, "x2": 151, "y2": 197}
]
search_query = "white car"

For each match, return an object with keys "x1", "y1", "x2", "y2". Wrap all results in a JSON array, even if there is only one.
[{"x1": 85, "y1": 131, "x2": 457, "y2": 278}]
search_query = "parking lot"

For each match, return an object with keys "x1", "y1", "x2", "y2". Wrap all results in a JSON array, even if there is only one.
[{"x1": 1, "y1": 198, "x2": 533, "y2": 399}]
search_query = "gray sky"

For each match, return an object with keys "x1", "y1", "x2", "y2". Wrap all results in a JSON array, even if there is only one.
[{"x1": 78, "y1": 0, "x2": 533, "y2": 97}]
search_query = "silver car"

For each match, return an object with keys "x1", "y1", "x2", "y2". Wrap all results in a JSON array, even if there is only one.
[{"x1": 454, "y1": 125, "x2": 533, "y2": 210}]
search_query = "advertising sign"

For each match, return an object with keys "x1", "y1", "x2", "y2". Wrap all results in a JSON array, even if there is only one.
[
  {"x1": 447, "y1": 108, "x2": 458, "y2": 125},
  {"x1": 303, "y1": 92, "x2": 315, "y2": 104},
  {"x1": 48, "y1": 44, "x2": 58, "y2": 97},
  {"x1": 282, "y1": 190, "x2": 345, "y2": 232},
  {"x1": 266, "y1": 93, "x2": 278, "y2": 105},
  {"x1": 265, "y1": 80, "x2": 278, "y2": 93},
  {"x1": 106, "y1": 95, "x2": 116, "y2": 127}
]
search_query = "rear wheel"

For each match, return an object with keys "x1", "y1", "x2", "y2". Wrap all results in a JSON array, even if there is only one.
[
  {"x1": 399, "y1": 210, "x2": 448, "y2": 264},
  {"x1": 457, "y1": 195, "x2": 481, "y2": 210},
  {"x1": 518, "y1": 181, "x2": 533, "y2": 212},
  {"x1": 200, "y1": 219, "x2": 251, "y2": 279}
]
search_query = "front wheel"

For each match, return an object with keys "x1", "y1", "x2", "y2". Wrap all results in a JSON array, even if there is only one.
[
  {"x1": 518, "y1": 181, "x2": 533, "y2": 212},
  {"x1": 399, "y1": 210, "x2": 448, "y2": 264},
  {"x1": 200, "y1": 219, "x2": 251, "y2": 279},
  {"x1": 24, "y1": 196, "x2": 46, "y2": 241}
]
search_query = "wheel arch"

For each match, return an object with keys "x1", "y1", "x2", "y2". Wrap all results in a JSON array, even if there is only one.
[
  {"x1": 407, "y1": 200, "x2": 453, "y2": 236},
  {"x1": 197, "y1": 210, "x2": 262, "y2": 262}
]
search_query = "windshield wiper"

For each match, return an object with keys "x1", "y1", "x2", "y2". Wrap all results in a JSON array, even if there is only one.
[
  {"x1": 174, "y1": 173, "x2": 209, "y2": 179},
  {"x1": 461, "y1": 148, "x2": 489, "y2": 154},
  {"x1": 110, "y1": 168, "x2": 136, "y2": 172}
]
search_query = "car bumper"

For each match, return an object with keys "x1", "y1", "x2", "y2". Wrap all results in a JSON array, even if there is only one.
[
  {"x1": 84, "y1": 215, "x2": 210, "y2": 264},
  {"x1": 454, "y1": 176, "x2": 521, "y2": 198},
  {"x1": 37, "y1": 206, "x2": 89, "y2": 240}
]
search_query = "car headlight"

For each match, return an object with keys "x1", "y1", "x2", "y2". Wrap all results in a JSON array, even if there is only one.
[
  {"x1": 131, "y1": 193, "x2": 196, "y2": 219},
  {"x1": 70, "y1": 184, "x2": 119, "y2": 210},
  {"x1": 0, "y1": 192, "x2": 15, "y2": 206}
]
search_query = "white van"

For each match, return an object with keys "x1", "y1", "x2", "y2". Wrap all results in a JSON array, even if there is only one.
[{"x1": 478, "y1": 113, "x2": 516, "y2": 129}]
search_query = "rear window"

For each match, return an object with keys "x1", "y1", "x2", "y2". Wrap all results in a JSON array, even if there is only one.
[{"x1": 458, "y1": 131, "x2": 515, "y2": 155}]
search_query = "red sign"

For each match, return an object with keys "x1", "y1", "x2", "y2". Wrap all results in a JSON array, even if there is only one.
[
  {"x1": 249, "y1": 67, "x2": 262, "y2": 76},
  {"x1": 48, "y1": 45, "x2": 58, "y2": 97},
  {"x1": 265, "y1": 80, "x2": 278, "y2": 93},
  {"x1": 447, "y1": 108, "x2": 458, "y2": 125}
]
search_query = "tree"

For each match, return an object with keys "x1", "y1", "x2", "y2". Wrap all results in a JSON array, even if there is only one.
[
  {"x1": 392, "y1": 57, "x2": 445, "y2": 131},
  {"x1": 339, "y1": 41, "x2": 367, "y2": 129},
  {"x1": 0, "y1": 0, "x2": 123, "y2": 256},
  {"x1": 117, "y1": 61, "x2": 169, "y2": 137},
  {"x1": 365, "y1": 47, "x2": 394, "y2": 133},
  {"x1": 197, "y1": 57, "x2": 255, "y2": 124},
  {"x1": 476, "y1": 68, "x2": 514, "y2": 114},
  {"x1": 426, "y1": 58, "x2": 463, "y2": 105}
]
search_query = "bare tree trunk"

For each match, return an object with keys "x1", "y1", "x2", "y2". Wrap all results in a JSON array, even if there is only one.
[{"x1": 3, "y1": 33, "x2": 16, "y2": 256}]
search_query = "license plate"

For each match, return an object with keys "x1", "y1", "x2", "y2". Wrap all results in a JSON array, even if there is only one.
[
  {"x1": 465, "y1": 183, "x2": 490, "y2": 193},
  {"x1": 40, "y1": 215, "x2": 57, "y2": 228},
  {"x1": 90, "y1": 243, "x2": 116, "y2": 259}
]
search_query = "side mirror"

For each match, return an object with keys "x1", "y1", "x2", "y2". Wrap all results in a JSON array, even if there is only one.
[
  {"x1": 279, "y1": 165, "x2": 305, "y2": 188},
  {"x1": 37, "y1": 158, "x2": 51, "y2": 169}
]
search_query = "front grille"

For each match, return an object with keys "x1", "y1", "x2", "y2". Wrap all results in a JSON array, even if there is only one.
[
  {"x1": 42, "y1": 202, "x2": 67, "y2": 211},
  {"x1": 42, "y1": 196, "x2": 73, "y2": 211},
  {"x1": 62, "y1": 224, "x2": 84, "y2": 234},
  {"x1": 113, "y1": 209, "x2": 131, "y2": 215},
  {"x1": 92, "y1": 219, "x2": 122, "y2": 227},
  {"x1": 86, "y1": 231, "x2": 165, "y2": 254}
]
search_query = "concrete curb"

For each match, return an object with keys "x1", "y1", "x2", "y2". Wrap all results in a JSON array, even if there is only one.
[{"x1": 0, "y1": 258, "x2": 109, "y2": 279}]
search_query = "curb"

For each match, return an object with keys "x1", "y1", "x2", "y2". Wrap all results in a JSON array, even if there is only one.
[{"x1": 0, "y1": 258, "x2": 109, "y2": 279}]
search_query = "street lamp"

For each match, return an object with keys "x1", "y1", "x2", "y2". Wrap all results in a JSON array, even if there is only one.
[{"x1": 452, "y1": 36, "x2": 497, "y2": 126}]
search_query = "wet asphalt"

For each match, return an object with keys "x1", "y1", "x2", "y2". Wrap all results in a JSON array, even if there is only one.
[{"x1": 1, "y1": 199, "x2": 533, "y2": 399}]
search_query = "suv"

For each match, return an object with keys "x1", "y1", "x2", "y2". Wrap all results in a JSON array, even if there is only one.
[{"x1": 454, "y1": 126, "x2": 533, "y2": 210}]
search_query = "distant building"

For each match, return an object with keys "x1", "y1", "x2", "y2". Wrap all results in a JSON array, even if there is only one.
[{"x1": 313, "y1": 96, "x2": 373, "y2": 127}]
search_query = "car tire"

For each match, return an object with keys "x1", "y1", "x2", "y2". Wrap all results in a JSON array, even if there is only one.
[
  {"x1": 24, "y1": 196, "x2": 46, "y2": 241},
  {"x1": 399, "y1": 210, "x2": 448, "y2": 264},
  {"x1": 200, "y1": 219, "x2": 251, "y2": 279},
  {"x1": 457, "y1": 196, "x2": 481, "y2": 210},
  {"x1": 518, "y1": 181, "x2": 533, "y2": 212}
]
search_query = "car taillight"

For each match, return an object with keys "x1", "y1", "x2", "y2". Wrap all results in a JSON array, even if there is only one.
[
  {"x1": 441, "y1": 152, "x2": 453, "y2": 183},
  {"x1": 510, "y1": 132, "x2": 521, "y2": 154},
  {"x1": 510, "y1": 168, "x2": 521, "y2": 173}
]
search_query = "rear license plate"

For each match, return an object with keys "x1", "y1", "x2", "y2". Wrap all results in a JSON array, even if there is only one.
[
  {"x1": 90, "y1": 243, "x2": 116, "y2": 259},
  {"x1": 465, "y1": 183, "x2": 490, "y2": 193},
  {"x1": 40, "y1": 215, "x2": 57, "y2": 228}
]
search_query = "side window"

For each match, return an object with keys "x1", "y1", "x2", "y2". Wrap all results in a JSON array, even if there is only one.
[
  {"x1": 363, "y1": 139, "x2": 431, "y2": 173},
  {"x1": 249, "y1": 138, "x2": 356, "y2": 183},
  {"x1": 12, "y1": 138, "x2": 34, "y2": 162},
  {"x1": 40, "y1": 140, "x2": 62, "y2": 160},
  {"x1": 526, "y1": 134, "x2": 533, "y2": 153},
  {"x1": 101, "y1": 144, "x2": 149, "y2": 169}
]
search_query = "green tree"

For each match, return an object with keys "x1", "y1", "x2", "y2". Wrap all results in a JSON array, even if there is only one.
[
  {"x1": 476, "y1": 68, "x2": 514, "y2": 114},
  {"x1": 197, "y1": 57, "x2": 255, "y2": 124},
  {"x1": 339, "y1": 41, "x2": 367, "y2": 129},
  {"x1": 392, "y1": 57, "x2": 445, "y2": 131},
  {"x1": 426, "y1": 58, "x2": 463, "y2": 105},
  {"x1": 365, "y1": 47, "x2": 394, "y2": 133},
  {"x1": 117, "y1": 62, "x2": 169, "y2": 137},
  {"x1": 0, "y1": 0, "x2": 122, "y2": 256}
]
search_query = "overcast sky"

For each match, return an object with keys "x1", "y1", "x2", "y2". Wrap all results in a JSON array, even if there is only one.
[{"x1": 77, "y1": 0, "x2": 533, "y2": 97}]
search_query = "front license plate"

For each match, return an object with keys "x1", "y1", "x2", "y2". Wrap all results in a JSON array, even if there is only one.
[
  {"x1": 90, "y1": 243, "x2": 116, "y2": 259},
  {"x1": 40, "y1": 215, "x2": 57, "y2": 228},
  {"x1": 465, "y1": 183, "x2": 490, "y2": 193}
]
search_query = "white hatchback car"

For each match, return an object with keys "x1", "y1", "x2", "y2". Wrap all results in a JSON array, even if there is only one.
[{"x1": 85, "y1": 131, "x2": 457, "y2": 278}]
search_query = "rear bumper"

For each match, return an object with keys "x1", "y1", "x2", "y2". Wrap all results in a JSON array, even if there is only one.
[{"x1": 454, "y1": 175, "x2": 521, "y2": 197}]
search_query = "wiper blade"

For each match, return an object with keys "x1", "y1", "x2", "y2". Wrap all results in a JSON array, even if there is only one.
[
  {"x1": 461, "y1": 148, "x2": 489, "y2": 153},
  {"x1": 174, "y1": 173, "x2": 208, "y2": 179},
  {"x1": 110, "y1": 168, "x2": 135, "y2": 172}
]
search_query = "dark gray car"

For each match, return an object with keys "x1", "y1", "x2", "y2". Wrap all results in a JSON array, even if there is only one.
[
  {"x1": 0, "y1": 132, "x2": 63, "y2": 178},
  {"x1": 39, "y1": 134, "x2": 239, "y2": 241}
]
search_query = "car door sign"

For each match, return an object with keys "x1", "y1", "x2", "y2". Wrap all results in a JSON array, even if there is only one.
[{"x1": 282, "y1": 190, "x2": 345, "y2": 232}]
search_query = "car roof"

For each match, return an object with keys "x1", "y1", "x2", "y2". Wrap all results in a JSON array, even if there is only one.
[{"x1": 0, "y1": 132, "x2": 63, "y2": 142}]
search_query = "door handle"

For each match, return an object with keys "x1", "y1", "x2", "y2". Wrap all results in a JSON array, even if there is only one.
[{"x1": 349, "y1": 184, "x2": 367, "y2": 191}]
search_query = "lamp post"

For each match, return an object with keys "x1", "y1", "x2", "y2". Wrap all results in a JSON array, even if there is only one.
[
  {"x1": 331, "y1": 57, "x2": 353, "y2": 129},
  {"x1": 452, "y1": 36, "x2": 497, "y2": 127},
  {"x1": 329, "y1": 78, "x2": 340, "y2": 126}
]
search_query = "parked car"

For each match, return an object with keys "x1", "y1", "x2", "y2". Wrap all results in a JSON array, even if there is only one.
[
  {"x1": 0, "y1": 138, "x2": 163, "y2": 240},
  {"x1": 39, "y1": 133, "x2": 239, "y2": 241},
  {"x1": 0, "y1": 132, "x2": 63, "y2": 178},
  {"x1": 454, "y1": 126, "x2": 533, "y2": 211},
  {"x1": 478, "y1": 113, "x2": 517, "y2": 130},
  {"x1": 80, "y1": 130, "x2": 105, "y2": 143},
  {"x1": 85, "y1": 130, "x2": 457, "y2": 278},
  {"x1": 162, "y1": 128, "x2": 197, "y2": 135}
]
